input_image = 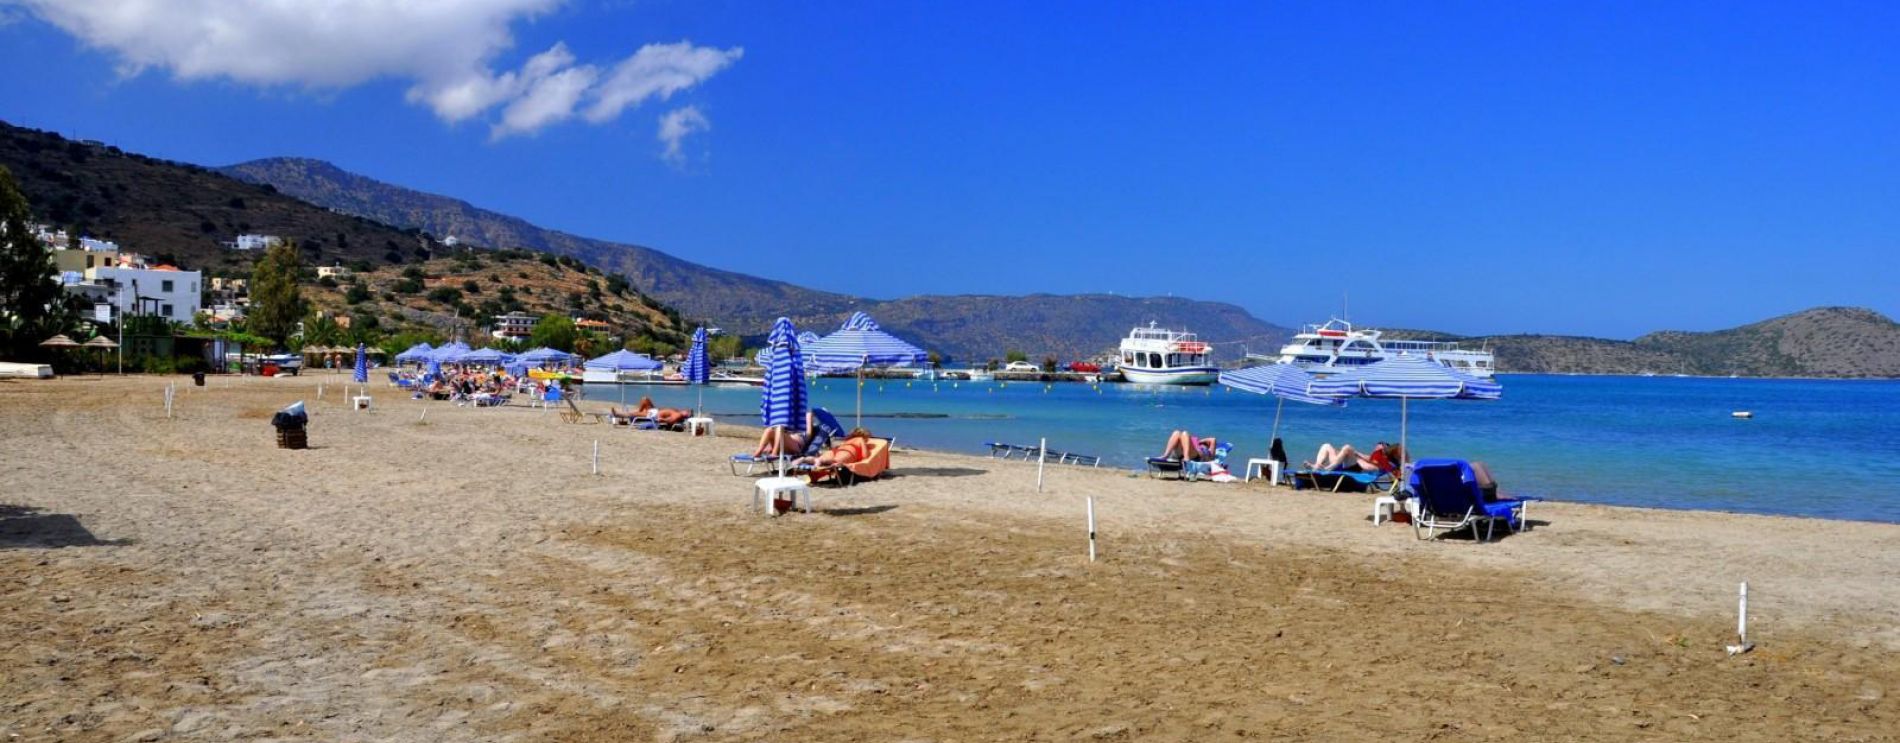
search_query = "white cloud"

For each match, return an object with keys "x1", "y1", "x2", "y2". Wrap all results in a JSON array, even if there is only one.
[
  {"x1": 16, "y1": 1, "x2": 743, "y2": 142},
  {"x1": 586, "y1": 42, "x2": 745, "y2": 123},
  {"x1": 657, "y1": 105, "x2": 710, "y2": 166}
]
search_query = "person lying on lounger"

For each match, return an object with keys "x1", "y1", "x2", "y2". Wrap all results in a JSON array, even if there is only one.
[
  {"x1": 751, "y1": 410, "x2": 817, "y2": 458},
  {"x1": 633, "y1": 396, "x2": 692, "y2": 427},
  {"x1": 796, "y1": 428, "x2": 875, "y2": 468},
  {"x1": 1159, "y1": 431, "x2": 1222, "y2": 462},
  {"x1": 1306, "y1": 442, "x2": 1402, "y2": 472}
]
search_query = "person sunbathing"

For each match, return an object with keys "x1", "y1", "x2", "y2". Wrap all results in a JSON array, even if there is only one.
[
  {"x1": 1308, "y1": 442, "x2": 1401, "y2": 472},
  {"x1": 1160, "y1": 430, "x2": 1220, "y2": 461},
  {"x1": 751, "y1": 411, "x2": 816, "y2": 458},
  {"x1": 797, "y1": 429, "x2": 874, "y2": 468},
  {"x1": 634, "y1": 396, "x2": 692, "y2": 426}
]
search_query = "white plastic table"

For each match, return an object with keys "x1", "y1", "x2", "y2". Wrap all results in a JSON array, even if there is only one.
[
  {"x1": 1244, "y1": 458, "x2": 1282, "y2": 484},
  {"x1": 351, "y1": 396, "x2": 372, "y2": 411},
  {"x1": 754, "y1": 476, "x2": 811, "y2": 515},
  {"x1": 685, "y1": 416, "x2": 715, "y2": 437}
]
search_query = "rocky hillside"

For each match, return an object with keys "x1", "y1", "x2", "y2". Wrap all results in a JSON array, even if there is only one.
[
  {"x1": 307, "y1": 250, "x2": 687, "y2": 349},
  {"x1": 0, "y1": 121, "x2": 684, "y2": 343},
  {"x1": 220, "y1": 157, "x2": 1291, "y2": 361},
  {"x1": 1391, "y1": 307, "x2": 1900, "y2": 377},
  {"x1": 0, "y1": 122, "x2": 440, "y2": 274},
  {"x1": 220, "y1": 157, "x2": 857, "y2": 323}
]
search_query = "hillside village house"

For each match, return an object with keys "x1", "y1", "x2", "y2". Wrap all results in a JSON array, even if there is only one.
[
  {"x1": 316, "y1": 263, "x2": 353, "y2": 280},
  {"x1": 228, "y1": 234, "x2": 283, "y2": 251},
  {"x1": 492, "y1": 311, "x2": 535, "y2": 340}
]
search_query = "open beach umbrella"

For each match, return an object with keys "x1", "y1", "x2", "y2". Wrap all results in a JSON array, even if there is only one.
[
  {"x1": 585, "y1": 349, "x2": 663, "y2": 372},
  {"x1": 353, "y1": 343, "x2": 368, "y2": 384},
  {"x1": 759, "y1": 317, "x2": 809, "y2": 440},
  {"x1": 429, "y1": 341, "x2": 472, "y2": 364},
  {"x1": 517, "y1": 346, "x2": 576, "y2": 366},
  {"x1": 394, "y1": 342, "x2": 434, "y2": 364},
  {"x1": 684, "y1": 326, "x2": 711, "y2": 414},
  {"x1": 1218, "y1": 362, "x2": 1343, "y2": 447},
  {"x1": 1309, "y1": 354, "x2": 1502, "y2": 463},
  {"x1": 456, "y1": 347, "x2": 510, "y2": 366},
  {"x1": 802, "y1": 311, "x2": 927, "y2": 428}
]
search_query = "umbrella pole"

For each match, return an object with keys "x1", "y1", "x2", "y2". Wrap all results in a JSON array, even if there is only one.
[
  {"x1": 1400, "y1": 396, "x2": 1409, "y2": 466},
  {"x1": 855, "y1": 367, "x2": 864, "y2": 430},
  {"x1": 1269, "y1": 397, "x2": 1285, "y2": 454}
]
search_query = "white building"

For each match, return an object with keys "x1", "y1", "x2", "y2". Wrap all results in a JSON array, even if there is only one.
[
  {"x1": 492, "y1": 311, "x2": 535, "y2": 340},
  {"x1": 232, "y1": 234, "x2": 283, "y2": 251},
  {"x1": 316, "y1": 263, "x2": 353, "y2": 280},
  {"x1": 83, "y1": 266, "x2": 203, "y2": 325}
]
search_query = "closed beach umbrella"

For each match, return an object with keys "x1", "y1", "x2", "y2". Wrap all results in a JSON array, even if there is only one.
[
  {"x1": 684, "y1": 326, "x2": 711, "y2": 414},
  {"x1": 1218, "y1": 362, "x2": 1342, "y2": 444},
  {"x1": 1309, "y1": 354, "x2": 1501, "y2": 463},
  {"x1": 759, "y1": 317, "x2": 809, "y2": 436},
  {"x1": 802, "y1": 311, "x2": 927, "y2": 428},
  {"x1": 353, "y1": 343, "x2": 368, "y2": 384}
]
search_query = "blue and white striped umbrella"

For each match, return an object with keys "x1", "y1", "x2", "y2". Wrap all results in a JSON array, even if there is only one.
[
  {"x1": 1219, "y1": 362, "x2": 1341, "y2": 448},
  {"x1": 759, "y1": 317, "x2": 809, "y2": 431},
  {"x1": 353, "y1": 343, "x2": 368, "y2": 384},
  {"x1": 1307, "y1": 354, "x2": 1502, "y2": 463},
  {"x1": 802, "y1": 311, "x2": 927, "y2": 427},
  {"x1": 684, "y1": 327, "x2": 710, "y2": 414}
]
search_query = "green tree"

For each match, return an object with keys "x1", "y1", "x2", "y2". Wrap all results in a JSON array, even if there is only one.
[
  {"x1": 1041, "y1": 355, "x2": 1059, "y2": 372},
  {"x1": 247, "y1": 242, "x2": 306, "y2": 349},
  {"x1": 927, "y1": 351, "x2": 942, "y2": 369},
  {"x1": 529, "y1": 313, "x2": 578, "y2": 351},
  {"x1": 1004, "y1": 349, "x2": 1027, "y2": 364},
  {"x1": 708, "y1": 333, "x2": 742, "y2": 361},
  {"x1": 301, "y1": 312, "x2": 342, "y2": 348},
  {"x1": 0, "y1": 165, "x2": 79, "y2": 361}
]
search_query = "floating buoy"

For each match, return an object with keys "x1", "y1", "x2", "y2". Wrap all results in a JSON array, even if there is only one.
[{"x1": 1732, "y1": 411, "x2": 1753, "y2": 419}]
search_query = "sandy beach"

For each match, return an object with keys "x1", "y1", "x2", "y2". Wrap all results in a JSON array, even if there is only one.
[{"x1": 3, "y1": 374, "x2": 1897, "y2": 741}]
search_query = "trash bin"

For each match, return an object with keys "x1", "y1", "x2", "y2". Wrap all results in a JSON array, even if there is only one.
[
  {"x1": 192, "y1": 372, "x2": 206, "y2": 387},
  {"x1": 271, "y1": 401, "x2": 309, "y2": 450}
]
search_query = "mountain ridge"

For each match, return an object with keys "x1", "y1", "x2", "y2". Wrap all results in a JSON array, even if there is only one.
[{"x1": 219, "y1": 156, "x2": 1293, "y2": 361}]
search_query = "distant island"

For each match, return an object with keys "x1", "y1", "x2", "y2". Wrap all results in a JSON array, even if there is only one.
[{"x1": 1389, "y1": 306, "x2": 1900, "y2": 378}]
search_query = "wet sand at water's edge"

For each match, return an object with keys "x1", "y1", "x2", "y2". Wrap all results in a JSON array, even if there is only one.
[{"x1": 3, "y1": 375, "x2": 1897, "y2": 740}]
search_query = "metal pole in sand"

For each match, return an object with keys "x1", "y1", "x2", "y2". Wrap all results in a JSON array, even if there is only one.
[
  {"x1": 418, "y1": 406, "x2": 428, "y2": 423},
  {"x1": 1086, "y1": 496, "x2": 1097, "y2": 562},
  {"x1": 1037, "y1": 437, "x2": 1047, "y2": 493},
  {"x1": 592, "y1": 440, "x2": 600, "y2": 476}
]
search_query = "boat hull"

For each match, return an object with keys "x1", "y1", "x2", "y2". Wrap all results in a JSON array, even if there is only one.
[{"x1": 1118, "y1": 366, "x2": 1219, "y2": 385}]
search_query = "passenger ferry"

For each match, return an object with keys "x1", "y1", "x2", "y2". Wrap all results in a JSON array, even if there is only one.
[
  {"x1": 1256, "y1": 319, "x2": 1496, "y2": 378},
  {"x1": 1117, "y1": 323, "x2": 1219, "y2": 385}
]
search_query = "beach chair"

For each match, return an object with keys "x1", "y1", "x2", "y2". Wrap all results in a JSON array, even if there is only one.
[
  {"x1": 559, "y1": 396, "x2": 602, "y2": 424},
  {"x1": 1407, "y1": 459, "x2": 1533, "y2": 542},
  {"x1": 729, "y1": 408, "x2": 846, "y2": 476},
  {"x1": 807, "y1": 436, "x2": 896, "y2": 487},
  {"x1": 1146, "y1": 457, "x2": 1187, "y2": 479},
  {"x1": 1293, "y1": 449, "x2": 1401, "y2": 493}
]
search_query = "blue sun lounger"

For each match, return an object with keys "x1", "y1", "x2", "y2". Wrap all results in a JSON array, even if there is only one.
[
  {"x1": 729, "y1": 407, "x2": 846, "y2": 476},
  {"x1": 1407, "y1": 459, "x2": 1538, "y2": 542}
]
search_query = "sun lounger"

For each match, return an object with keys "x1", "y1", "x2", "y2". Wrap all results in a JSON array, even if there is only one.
[
  {"x1": 807, "y1": 436, "x2": 895, "y2": 487},
  {"x1": 1292, "y1": 469, "x2": 1394, "y2": 493},
  {"x1": 559, "y1": 396, "x2": 602, "y2": 424},
  {"x1": 1146, "y1": 456, "x2": 1186, "y2": 479},
  {"x1": 1407, "y1": 458, "x2": 1536, "y2": 542},
  {"x1": 730, "y1": 408, "x2": 845, "y2": 475}
]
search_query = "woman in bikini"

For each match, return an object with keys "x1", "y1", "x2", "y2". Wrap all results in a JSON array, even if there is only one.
[
  {"x1": 752, "y1": 410, "x2": 816, "y2": 458},
  {"x1": 1160, "y1": 430, "x2": 1220, "y2": 462}
]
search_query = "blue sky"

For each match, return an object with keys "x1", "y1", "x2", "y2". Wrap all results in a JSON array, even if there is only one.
[{"x1": 3, "y1": 1, "x2": 1896, "y2": 338}]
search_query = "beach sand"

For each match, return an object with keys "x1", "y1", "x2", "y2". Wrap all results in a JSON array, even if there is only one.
[{"x1": 3, "y1": 374, "x2": 1896, "y2": 741}]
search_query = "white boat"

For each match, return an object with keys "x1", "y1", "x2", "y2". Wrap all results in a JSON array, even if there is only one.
[
  {"x1": 1253, "y1": 319, "x2": 1496, "y2": 379},
  {"x1": 966, "y1": 369, "x2": 994, "y2": 382},
  {"x1": 1117, "y1": 323, "x2": 1219, "y2": 385}
]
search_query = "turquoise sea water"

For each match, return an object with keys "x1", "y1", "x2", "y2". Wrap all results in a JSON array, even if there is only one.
[{"x1": 600, "y1": 374, "x2": 1900, "y2": 523}]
